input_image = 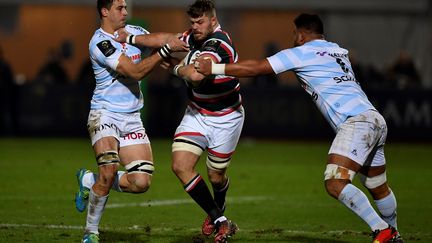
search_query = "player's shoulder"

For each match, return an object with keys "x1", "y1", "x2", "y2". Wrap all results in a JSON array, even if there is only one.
[
  {"x1": 200, "y1": 30, "x2": 234, "y2": 53},
  {"x1": 207, "y1": 30, "x2": 232, "y2": 45},
  {"x1": 305, "y1": 40, "x2": 344, "y2": 52},
  {"x1": 89, "y1": 29, "x2": 112, "y2": 47},
  {"x1": 125, "y1": 24, "x2": 150, "y2": 35},
  {"x1": 89, "y1": 29, "x2": 118, "y2": 58},
  {"x1": 323, "y1": 41, "x2": 348, "y2": 54}
]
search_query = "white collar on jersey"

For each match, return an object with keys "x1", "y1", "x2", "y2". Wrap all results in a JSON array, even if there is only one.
[
  {"x1": 213, "y1": 24, "x2": 222, "y2": 33},
  {"x1": 99, "y1": 28, "x2": 116, "y2": 39}
]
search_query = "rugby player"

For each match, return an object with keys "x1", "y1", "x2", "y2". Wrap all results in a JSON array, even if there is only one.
[
  {"x1": 74, "y1": 0, "x2": 188, "y2": 242},
  {"x1": 195, "y1": 13, "x2": 403, "y2": 243},
  {"x1": 170, "y1": 0, "x2": 242, "y2": 242}
]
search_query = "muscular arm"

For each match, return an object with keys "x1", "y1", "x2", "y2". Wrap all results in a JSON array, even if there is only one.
[
  {"x1": 195, "y1": 58, "x2": 275, "y2": 77},
  {"x1": 133, "y1": 33, "x2": 177, "y2": 48},
  {"x1": 115, "y1": 29, "x2": 188, "y2": 51},
  {"x1": 226, "y1": 59, "x2": 274, "y2": 77},
  {"x1": 116, "y1": 52, "x2": 163, "y2": 80}
]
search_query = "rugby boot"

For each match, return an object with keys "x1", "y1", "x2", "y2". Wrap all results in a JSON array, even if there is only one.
[
  {"x1": 82, "y1": 233, "x2": 99, "y2": 243},
  {"x1": 214, "y1": 219, "x2": 238, "y2": 243},
  {"x1": 371, "y1": 226, "x2": 399, "y2": 243},
  {"x1": 75, "y1": 168, "x2": 91, "y2": 212},
  {"x1": 202, "y1": 215, "x2": 216, "y2": 236},
  {"x1": 390, "y1": 234, "x2": 404, "y2": 243}
]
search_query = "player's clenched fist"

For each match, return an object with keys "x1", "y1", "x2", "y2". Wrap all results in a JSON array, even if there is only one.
[{"x1": 194, "y1": 56, "x2": 213, "y2": 76}]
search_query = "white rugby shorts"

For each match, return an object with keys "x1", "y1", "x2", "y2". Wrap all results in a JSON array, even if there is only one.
[
  {"x1": 174, "y1": 105, "x2": 245, "y2": 156},
  {"x1": 329, "y1": 110, "x2": 387, "y2": 167},
  {"x1": 87, "y1": 109, "x2": 150, "y2": 147}
]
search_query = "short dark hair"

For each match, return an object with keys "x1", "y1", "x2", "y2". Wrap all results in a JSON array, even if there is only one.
[
  {"x1": 97, "y1": 0, "x2": 114, "y2": 18},
  {"x1": 294, "y1": 13, "x2": 324, "y2": 35},
  {"x1": 187, "y1": 0, "x2": 216, "y2": 18}
]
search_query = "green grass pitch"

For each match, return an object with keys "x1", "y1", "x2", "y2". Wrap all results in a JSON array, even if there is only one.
[{"x1": 0, "y1": 138, "x2": 431, "y2": 242}]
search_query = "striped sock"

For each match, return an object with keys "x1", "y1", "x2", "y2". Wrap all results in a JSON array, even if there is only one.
[
  {"x1": 213, "y1": 177, "x2": 229, "y2": 212},
  {"x1": 85, "y1": 189, "x2": 108, "y2": 234},
  {"x1": 338, "y1": 184, "x2": 388, "y2": 231},
  {"x1": 375, "y1": 190, "x2": 398, "y2": 229},
  {"x1": 184, "y1": 174, "x2": 222, "y2": 221}
]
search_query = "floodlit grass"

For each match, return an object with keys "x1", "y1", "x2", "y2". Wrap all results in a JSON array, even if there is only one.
[{"x1": 0, "y1": 138, "x2": 431, "y2": 242}]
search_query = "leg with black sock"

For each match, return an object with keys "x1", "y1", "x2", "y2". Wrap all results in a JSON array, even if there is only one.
[
  {"x1": 184, "y1": 174, "x2": 226, "y2": 224},
  {"x1": 213, "y1": 177, "x2": 229, "y2": 212}
]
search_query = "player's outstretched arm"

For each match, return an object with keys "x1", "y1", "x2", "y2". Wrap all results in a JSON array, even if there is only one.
[
  {"x1": 115, "y1": 28, "x2": 189, "y2": 51},
  {"x1": 115, "y1": 44, "x2": 192, "y2": 80},
  {"x1": 195, "y1": 58, "x2": 274, "y2": 77},
  {"x1": 114, "y1": 37, "x2": 189, "y2": 81}
]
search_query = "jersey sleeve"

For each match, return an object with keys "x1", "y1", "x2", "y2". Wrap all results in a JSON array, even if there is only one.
[
  {"x1": 200, "y1": 39, "x2": 223, "y2": 62},
  {"x1": 267, "y1": 48, "x2": 302, "y2": 75},
  {"x1": 127, "y1": 25, "x2": 150, "y2": 35},
  {"x1": 125, "y1": 25, "x2": 152, "y2": 56},
  {"x1": 90, "y1": 39, "x2": 122, "y2": 71},
  {"x1": 202, "y1": 37, "x2": 237, "y2": 64}
]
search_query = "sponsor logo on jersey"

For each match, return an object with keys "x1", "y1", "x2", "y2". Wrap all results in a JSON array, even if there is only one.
[
  {"x1": 333, "y1": 75, "x2": 358, "y2": 84},
  {"x1": 130, "y1": 54, "x2": 141, "y2": 61},
  {"x1": 316, "y1": 51, "x2": 327, "y2": 56},
  {"x1": 329, "y1": 53, "x2": 349, "y2": 58},
  {"x1": 97, "y1": 40, "x2": 116, "y2": 57},
  {"x1": 202, "y1": 40, "x2": 221, "y2": 52}
]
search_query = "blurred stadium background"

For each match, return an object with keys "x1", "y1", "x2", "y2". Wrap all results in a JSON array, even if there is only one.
[{"x1": 0, "y1": 0, "x2": 431, "y2": 140}]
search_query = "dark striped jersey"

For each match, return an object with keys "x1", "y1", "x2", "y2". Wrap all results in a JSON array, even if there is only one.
[{"x1": 181, "y1": 25, "x2": 242, "y2": 116}]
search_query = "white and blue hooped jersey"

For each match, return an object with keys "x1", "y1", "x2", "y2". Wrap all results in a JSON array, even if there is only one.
[
  {"x1": 89, "y1": 25, "x2": 152, "y2": 113},
  {"x1": 267, "y1": 39, "x2": 375, "y2": 131}
]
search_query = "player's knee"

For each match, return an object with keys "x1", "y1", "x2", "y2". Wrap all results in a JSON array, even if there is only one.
[
  {"x1": 325, "y1": 179, "x2": 349, "y2": 199},
  {"x1": 324, "y1": 164, "x2": 356, "y2": 198},
  {"x1": 324, "y1": 164, "x2": 356, "y2": 181},
  {"x1": 207, "y1": 170, "x2": 226, "y2": 186},
  {"x1": 171, "y1": 138, "x2": 204, "y2": 176},
  {"x1": 123, "y1": 160, "x2": 154, "y2": 192},
  {"x1": 171, "y1": 155, "x2": 188, "y2": 174},
  {"x1": 130, "y1": 175, "x2": 151, "y2": 193},
  {"x1": 359, "y1": 172, "x2": 387, "y2": 190},
  {"x1": 95, "y1": 151, "x2": 120, "y2": 189},
  {"x1": 171, "y1": 160, "x2": 183, "y2": 176},
  {"x1": 96, "y1": 150, "x2": 120, "y2": 166},
  {"x1": 206, "y1": 154, "x2": 231, "y2": 171},
  {"x1": 97, "y1": 170, "x2": 117, "y2": 190},
  {"x1": 125, "y1": 160, "x2": 154, "y2": 176}
]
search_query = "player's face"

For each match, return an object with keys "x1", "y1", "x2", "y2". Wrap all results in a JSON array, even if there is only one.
[
  {"x1": 190, "y1": 14, "x2": 214, "y2": 41},
  {"x1": 107, "y1": 0, "x2": 128, "y2": 29}
]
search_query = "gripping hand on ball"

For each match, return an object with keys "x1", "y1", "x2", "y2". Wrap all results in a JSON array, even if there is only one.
[{"x1": 195, "y1": 57, "x2": 213, "y2": 76}]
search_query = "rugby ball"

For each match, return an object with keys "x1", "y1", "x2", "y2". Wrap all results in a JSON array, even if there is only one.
[
  {"x1": 183, "y1": 49, "x2": 202, "y2": 88},
  {"x1": 184, "y1": 49, "x2": 201, "y2": 65}
]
